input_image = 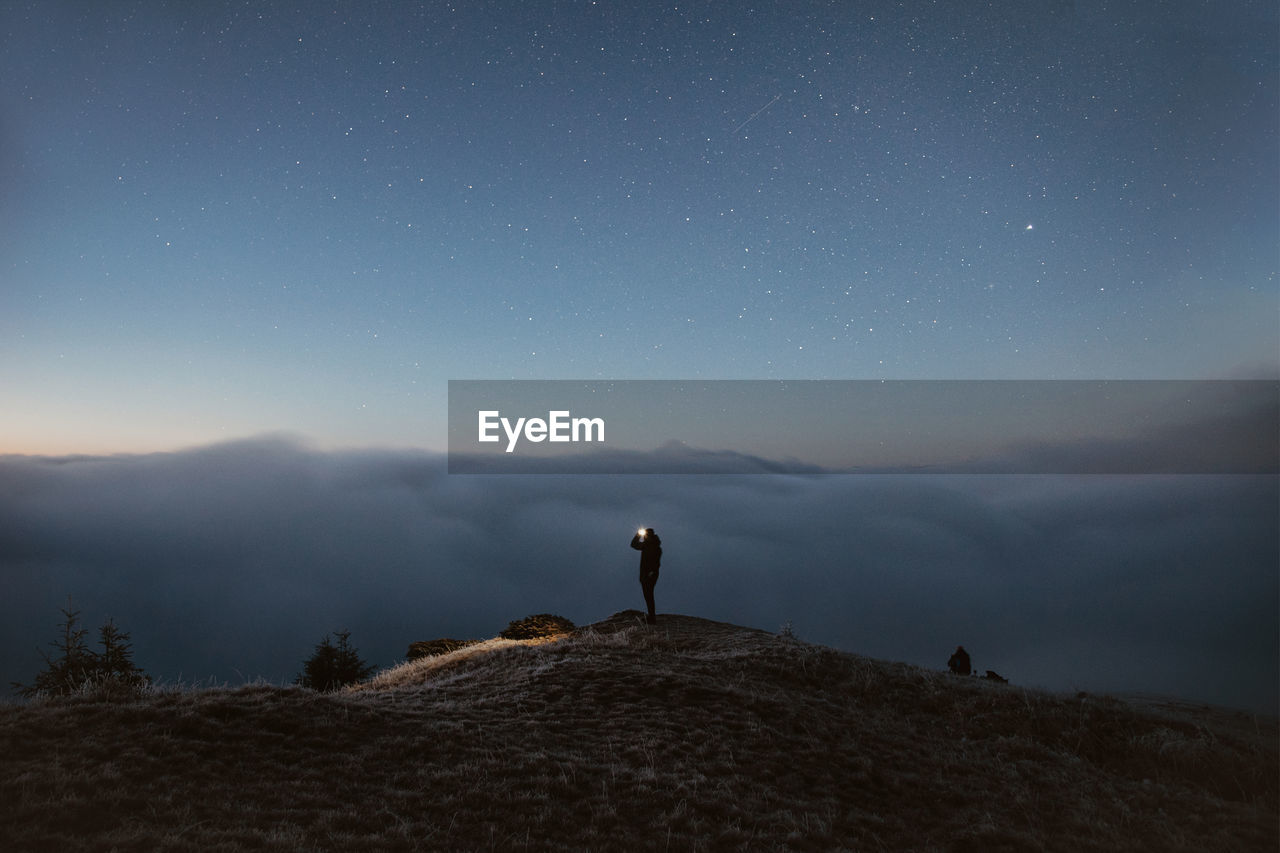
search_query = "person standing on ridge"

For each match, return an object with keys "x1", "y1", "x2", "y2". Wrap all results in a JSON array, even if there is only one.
[
  {"x1": 630, "y1": 527, "x2": 662, "y2": 624},
  {"x1": 948, "y1": 645, "x2": 971, "y2": 676}
]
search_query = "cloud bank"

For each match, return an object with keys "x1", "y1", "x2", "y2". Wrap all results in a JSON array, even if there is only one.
[{"x1": 1, "y1": 437, "x2": 1275, "y2": 713}]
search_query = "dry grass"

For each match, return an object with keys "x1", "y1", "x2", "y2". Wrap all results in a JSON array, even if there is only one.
[{"x1": 1, "y1": 610, "x2": 1275, "y2": 851}]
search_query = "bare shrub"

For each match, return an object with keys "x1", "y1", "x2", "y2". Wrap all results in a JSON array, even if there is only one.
[
  {"x1": 498, "y1": 613, "x2": 576, "y2": 640},
  {"x1": 406, "y1": 638, "x2": 479, "y2": 660}
]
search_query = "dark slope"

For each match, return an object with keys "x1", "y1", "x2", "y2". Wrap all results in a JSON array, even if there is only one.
[{"x1": 1, "y1": 611, "x2": 1275, "y2": 851}]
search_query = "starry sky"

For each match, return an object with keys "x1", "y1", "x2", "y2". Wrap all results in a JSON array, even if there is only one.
[{"x1": 2, "y1": 1, "x2": 1276, "y2": 453}]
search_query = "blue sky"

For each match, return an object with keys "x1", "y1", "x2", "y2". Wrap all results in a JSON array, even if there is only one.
[{"x1": 2, "y1": 1, "x2": 1276, "y2": 453}]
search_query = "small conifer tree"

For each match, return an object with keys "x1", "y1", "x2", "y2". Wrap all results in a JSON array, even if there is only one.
[
  {"x1": 94, "y1": 618, "x2": 152, "y2": 690},
  {"x1": 13, "y1": 602, "x2": 151, "y2": 698},
  {"x1": 296, "y1": 630, "x2": 375, "y2": 691},
  {"x1": 15, "y1": 603, "x2": 94, "y2": 697}
]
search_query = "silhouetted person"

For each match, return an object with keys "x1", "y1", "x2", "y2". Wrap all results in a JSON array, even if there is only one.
[
  {"x1": 948, "y1": 645, "x2": 971, "y2": 676},
  {"x1": 630, "y1": 528, "x2": 662, "y2": 624}
]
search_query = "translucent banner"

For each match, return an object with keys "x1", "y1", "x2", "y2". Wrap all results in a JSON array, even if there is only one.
[{"x1": 447, "y1": 380, "x2": 1278, "y2": 474}]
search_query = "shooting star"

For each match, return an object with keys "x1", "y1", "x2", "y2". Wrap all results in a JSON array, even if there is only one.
[{"x1": 732, "y1": 94, "x2": 781, "y2": 135}]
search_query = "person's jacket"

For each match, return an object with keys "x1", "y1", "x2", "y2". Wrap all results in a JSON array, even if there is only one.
[{"x1": 630, "y1": 533, "x2": 662, "y2": 575}]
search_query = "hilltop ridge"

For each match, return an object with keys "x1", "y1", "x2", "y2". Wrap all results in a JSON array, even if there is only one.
[{"x1": 1, "y1": 611, "x2": 1276, "y2": 851}]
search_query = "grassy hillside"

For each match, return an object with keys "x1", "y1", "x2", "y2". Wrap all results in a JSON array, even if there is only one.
[{"x1": 1, "y1": 611, "x2": 1275, "y2": 851}]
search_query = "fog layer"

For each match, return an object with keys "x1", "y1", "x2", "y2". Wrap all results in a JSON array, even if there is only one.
[{"x1": 2, "y1": 437, "x2": 1275, "y2": 712}]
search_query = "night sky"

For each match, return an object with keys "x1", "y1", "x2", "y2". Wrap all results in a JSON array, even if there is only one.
[
  {"x1": 3, "y1": 1, "x2": 1275, "y2": 452},
  {"x1": 1, "y1": 3, "x2": 1276, "y2": 712}
]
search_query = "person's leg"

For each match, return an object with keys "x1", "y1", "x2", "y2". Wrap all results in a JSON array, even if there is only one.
[{"x1": 641, "y1": 574, "x2": 657, "y2": 623}]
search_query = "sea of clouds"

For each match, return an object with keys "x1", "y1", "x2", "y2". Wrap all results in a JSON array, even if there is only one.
[{"x1": 1, "y1": 436, "x2": 1275, "y2": 713}]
